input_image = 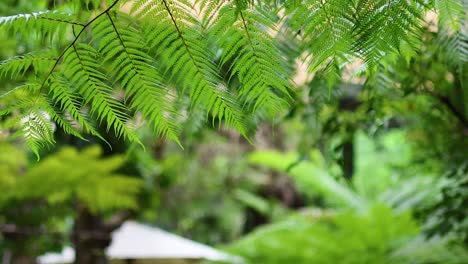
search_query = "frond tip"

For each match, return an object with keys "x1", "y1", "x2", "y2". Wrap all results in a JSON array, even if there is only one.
[{"x1": 18, "y1": 106, "x2": 56, "y2": 159}]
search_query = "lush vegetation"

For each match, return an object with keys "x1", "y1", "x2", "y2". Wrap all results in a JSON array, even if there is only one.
[{"x1": 0, "y1": 0, "x2": 467, "y2": 264}]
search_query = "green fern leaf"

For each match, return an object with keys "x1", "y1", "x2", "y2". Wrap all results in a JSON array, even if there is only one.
[
  {"x1": 132, "y1": 0, "x2": 247, "y2": 134},
  {"x1": 15, "y1": 99, "x2": 55, "y2": 159},
  {"x1": 91, "y1": 12, "x2": 181, "y2": 143},
  {"x1": 48, "y1": 73, "x2": 109, "y2": 143},
  {"x1": 55, "y1": 43, "x2": 140, "y2": 143},
  {"x1": 436, "y1": 0, "x2": 464, "y2": 31},
  {"x1": 0, "y1": 10, "x2": 80, "y2": 43},
  {"x1": 0, "y1": 52, "x2": 55, "y2": 80},
  {"x1": 213, "y1": 3, "x2": 292, "y2": 116}
]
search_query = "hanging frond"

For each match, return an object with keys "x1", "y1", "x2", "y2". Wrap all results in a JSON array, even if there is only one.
[
  {"x1": 11, "y1": 97, "x2": 56, "y2": 158},
  {"x1": 47, "y1": 73, "x2": 107, "y2": 143},
  {"x1": 439, "y1": 28, "x2": 468, "y2": 65},
  {"x1": 0, "y1": 51, "x2": 56, "y2": 80},
  {"x1": 353, "y1": 0, "x2": 425, "y2": 68},
  {"x1": 0, "y1": 10, "x2": 80, "y2": 42},
  {"x1": 289, "y1": 0, "x2": 354, "y2": 72},
  {"x1": 437, "y1": 0, "x2": 468, "y2": 67},
  {"x1": 436, "y1": 0, "x2": 465, "y2": 31},
  {"x1": 57, "y1": 43, "x2": 139, "y2": 142},
  {"x1": 213, "y1": 2, "x2": 292, "y2": 116},
  {"x1": 0, "y1": 0, "x2": 465, "y2": 152},
  {"x1": 91, "y1": 12, "x2": 181, "y2": 143},
  {"x1": 196, "y1": 0, "x2": 224, "y2": 28},
  {"x1": 131, "y1": 0, "x2": 247, "y2": 133}
]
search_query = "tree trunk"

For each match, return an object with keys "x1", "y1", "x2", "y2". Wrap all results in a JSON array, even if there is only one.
[
  {"x1": 342, "y1": 138, "x2": 355, "y2": 181},
  {"x1": 72, "y1": 205, "x2": 133, "y2": 264},
  {"x1": 10, "y1": 255, "x2": 37, "y2": 264},
  {"x1": 72, "y1": 205, "x2": 111, "y2": 264},
  {"x1": 1, "y1": 250, "x2": 37, "y2": 264}
]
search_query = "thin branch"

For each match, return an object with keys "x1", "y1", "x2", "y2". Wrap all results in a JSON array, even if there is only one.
[
  {"x1": 430, "y1": 92, "x2": 468, "y2": 128},
  {"x1": 161, "y1": 0, "x2": 201, "y2": 72},
  {"x1": 38, "y1": 0, "x2": 120, "y2": 94},
  {"x1": 105, "y1": 12, "x2": 139, "y2": 74},
  {"x1": 104, "y1": 210, "x2": 134, "y2": 231},
  {"x1": 39, "y1": 16, "x2": 86, "y2": 27},
  {"x1": 0, "y1": 83, "x2": 38, "y2": 99},
  {"x1": 239, "y1": 10, "x2": 255, "y2": 51},
  {"x1": 0, "y1": 224, "x2": 64, "y2": 239}
]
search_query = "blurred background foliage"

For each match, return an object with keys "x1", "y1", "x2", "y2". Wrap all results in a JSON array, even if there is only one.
[
  {"x1": 222, "y1": 205, "x2": 468, "y2": 264},
  {"x1": 1, "y1": 0, "x2": 467, "y2": 264}
]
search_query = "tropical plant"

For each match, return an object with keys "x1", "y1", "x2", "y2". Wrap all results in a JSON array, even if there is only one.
[
  {"x1": 360, "y1": 14, "x2": 468, "y2": 241},
  {"x1": 226, "y1": 129, "x2": 466, "y2": 263},
  {"x1": 220, "y1": 205, "x2": 468, "y2": 264},
  {"x1": 0, "y1": 0, "x2": 465, "y2": 155},
  {"x1": 248, "y1": 129, "x2": 441, "y2": 214}
]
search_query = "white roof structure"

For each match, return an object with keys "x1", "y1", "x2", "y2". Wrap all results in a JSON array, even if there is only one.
[
  {"x1": 38, "y1": 221, "x2": 242, "y2": 264},
  {"x1": 38, "y1": 247, "x2": 74, "y2": 264}
]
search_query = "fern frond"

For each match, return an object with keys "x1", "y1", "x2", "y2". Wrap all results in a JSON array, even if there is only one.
[
  {"x1": 436, "y1": 0, "x2": 464, "y2": 31},
  {"x1": 353, "y1": 0, "x2": 425, "y2": 68},
  {"x1": 91, "y1": 12, "x2": 181, "y2": 143},
  {"x1": 0, "y1": 84, "x2": 37, "y2": 103},
  {"x1": 48, "y1": 73, "x2": 108, "y2": 143},
  {"x1": 289, "y1": 0, "x2": 354, "y2": 71},
  {"x1": 14, "y1": 98, "x2": 55, "y2": 158},
  {"x1": 1, "y1": 0, "x2": 458, "y2": 151},
  {"x1": 213, "y1": 3, "x2": 292, "y2": 116},
  {"x1": 0, "y1": 52, "x2": 56, "y2": 80},
  {"x1": 195, "y1": 0, "x2": 224, "y2": 28},
  {"x1": 439, "y1": 28, "x2": 468, "y2": 66},
  {"x1": 0, "y1": 10, "x2": 80, "y2": 42},
  {"x1": 15, "y1": 145, "x2": 142, "y2": 212},
  {"x1": 43, "y1": 99, "x2": 86, "y2": 141},
  {"x1": 0, "y1": 10, "x2": 49, "y2": 25},
  {"x1": 288, "y1": 0, "x2": 425, "y2": 71},
  {"x1": 55, "y1": 43, "x2": 139, "y2": 143},
  {"x1": 437, "y1": 0, "x2": 468, "y2": 66},
  {"x1": 132, "y1": 0, "x2": 247, "y2": 133}
]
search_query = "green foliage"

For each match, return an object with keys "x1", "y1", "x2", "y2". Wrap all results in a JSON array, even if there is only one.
[
  {"x1": 130, "y1": 129, "x2": 266, "y2": 244},
  {"x1": 353, "y1": 131, "x2": 412, "y2": 200},
  {"x1": 0, "y1": 142, "x2": 27, "y2": 202},
  {"x1": 3, "y1": 145, "x2": 142, "y2": 213},
  {"x1": 0, "y1": 143, "x2": 142, "y2": 258},
  {"x1": 0, "y1": 0, "x2": 464, "y2": 153},
  {"x1": 426, "y1": 164, "x2": 468, "y2": 242},
  {"x1": 0, "y1": 1, "x2": 467, "y2": 260},
  {"x1": 436, "y1": 0, "x2": 465, "y2": 31},
  {"x1": 224, "y1": 205, "x2": 468, "y2": 264},
  {"x1": 212, "y1": 2, "x2": 291, "y2": 115},
  {"x1": 365, "y1": 7, "x2": 467, "y2": 136},
  {"x1": 248, "y1": 130, "x2": 439, "y2": 213},
  {"x1": 249, "y1": 149, "x2": 365, "y2": 209}
]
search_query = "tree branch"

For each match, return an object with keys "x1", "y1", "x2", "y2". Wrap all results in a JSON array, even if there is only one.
[
  {"x1": 429, "y1": 92, "x2": 468, "y2": 128},
  {"x1": 39, "y1": 16, "x2": 86, "y2": 27}
]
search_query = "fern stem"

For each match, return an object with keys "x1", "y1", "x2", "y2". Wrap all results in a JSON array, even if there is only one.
[
  {"x1": 38, "y1": 0, "x2": 120, "y2": 94},
  {"x1": 0, "y1": 84, "x2": 33, "y2": 99},
  {"x1": 161, "y1": 0, "x2": 201, "y2": 72},
  {"x1": 425, "y1": 90, "x2": 468, "y2": 128},
  {"x1": 105, "y1": 12, "x2": 139, "y2": 76},
  {"x1": 239, "y1": 10, "x2": 254, "y2": 50},
  {"x1": 39, "y1": 16, "x2": 86, "y2": 27}
]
